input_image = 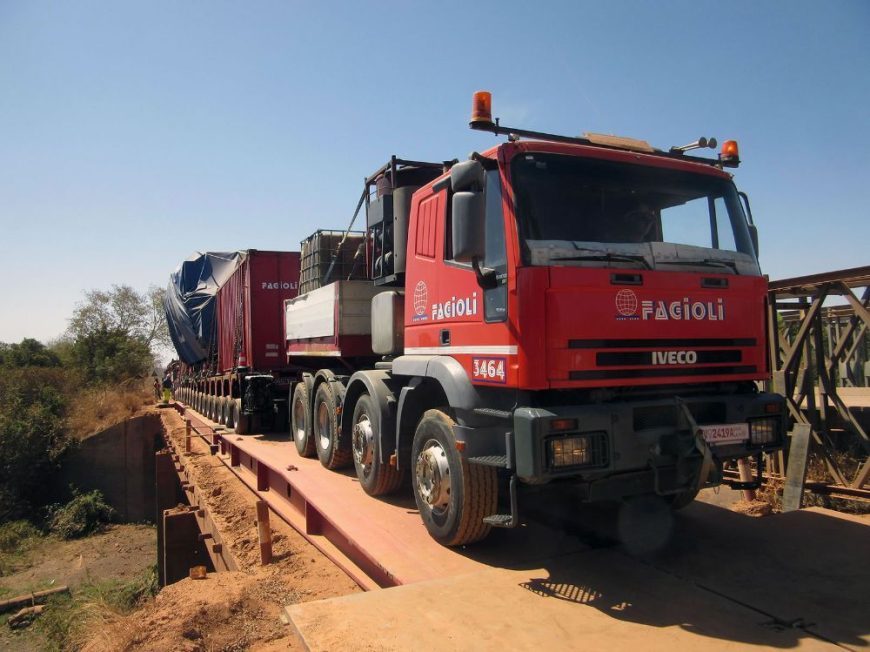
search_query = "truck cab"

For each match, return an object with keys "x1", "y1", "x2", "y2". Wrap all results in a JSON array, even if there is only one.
[
  {"x1": 286, "y1": 92, "x2": 786, "y2": 547},
  {"x1": 367, "y1": 95, "x2": 785, "y2": 544}
]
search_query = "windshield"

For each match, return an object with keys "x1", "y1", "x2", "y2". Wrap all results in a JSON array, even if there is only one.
[{"x1": 511, "y1": 153, "x2": 759, "y2": 273}]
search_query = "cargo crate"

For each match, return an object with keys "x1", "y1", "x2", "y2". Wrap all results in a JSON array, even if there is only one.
[{"x1": 299, "y1": 230, "x2": 368, "y2": 294}]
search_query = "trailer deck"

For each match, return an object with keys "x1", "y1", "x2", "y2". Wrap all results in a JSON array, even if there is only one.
[{"x1": 174, "y1": 402, "x2": 870, "y2": 650}]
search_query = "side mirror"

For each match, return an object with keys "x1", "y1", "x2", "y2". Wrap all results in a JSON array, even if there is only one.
[
  {"x1": 738, "y1": 191, "x2": 759, "y2": 258},
  {"x1": 450, "y1": 159, "x2": 485, "y2": 192},
  {"x1": 452, "y1": 191, "x2": 485, "y2": 263},
  {"x1": 748, "y1": 223, "x2": 759, "y2": 258}
]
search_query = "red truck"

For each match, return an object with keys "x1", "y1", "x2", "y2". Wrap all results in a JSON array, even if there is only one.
[{"x1": 176, "y1": 91, "x2": 786, "y2": 546}]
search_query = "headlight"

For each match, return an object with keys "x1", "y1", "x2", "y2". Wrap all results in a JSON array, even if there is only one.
[
  {"x1": 749, "y1": 417, "x2": 780, "y2": 446},
  {"x1": 547, "y1": 433, "x2": 608, "y2": 469}
]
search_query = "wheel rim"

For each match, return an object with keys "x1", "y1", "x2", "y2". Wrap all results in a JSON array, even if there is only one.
[
  {"x1": 415, "y1": 438, "x2": 451, "y2": 515},
  {"x1": 352, "y1": 413, "x2": 374, "y2": 475},
  {"x1": 293, "y1": 396, "x2": 306, "y2": 444},
  {"x1": 317, "y1": 401, "x2": 331, "y2": 450}
]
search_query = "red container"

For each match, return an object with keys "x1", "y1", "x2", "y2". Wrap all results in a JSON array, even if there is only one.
[{"x1": 217, "y1": 251, "x2": 301, "y2": 373}]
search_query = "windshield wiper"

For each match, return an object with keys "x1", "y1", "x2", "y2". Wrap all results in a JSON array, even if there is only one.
[
  {"x1": 658, "y1": 258, "x2": 738, "y2": 273},
  {"x1": 549, "y1": 252, "x2": 652, "y2": 270}
]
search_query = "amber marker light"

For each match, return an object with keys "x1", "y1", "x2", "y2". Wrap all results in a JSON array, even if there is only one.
[
  {"x1": 764, "y1": 402, "x2": 782, "y2": 414},
  {"x1": 550, "y1": 418, "x2": 578, "y2": 432},
  {"x1": 470, "y1": 90, "x2": 493, "y2": 126}
]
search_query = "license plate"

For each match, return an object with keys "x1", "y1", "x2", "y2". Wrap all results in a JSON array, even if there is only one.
[{"x1": 700, "y1": 423, "x2": 749, "y2": 445}]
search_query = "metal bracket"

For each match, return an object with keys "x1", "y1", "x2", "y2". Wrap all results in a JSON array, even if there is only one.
[
  {"x1": 676, "y1": 398, "x2": 715, "y2": 493},
  {"x1": 482, "y1": 474, "x2": 518, "y2": 528}
]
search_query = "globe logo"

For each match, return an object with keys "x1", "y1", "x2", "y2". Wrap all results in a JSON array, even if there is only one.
[
  {"x1": 615, "y1": 289, "x2": 638, "y2": 317},
  {"x1": 413, "y1": 281, "x2": 428, "y2": 316}
]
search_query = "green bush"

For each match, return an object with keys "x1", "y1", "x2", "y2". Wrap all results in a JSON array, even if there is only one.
[
  {"x1": 0, "y1": 520, "x2": 41, "y2": 552},
  {"x1": 0, "y1": 368, "x2": 72, "y2": 521},
  {"x1": 48, "y1": 490, "x2": 116, "y2": 539},
  {"x1": 0, "y1": 520, "x2": 42, "y2": 576}
]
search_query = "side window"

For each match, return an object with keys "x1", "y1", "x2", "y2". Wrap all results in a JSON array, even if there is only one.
[
  {"x1": 415, "y1": 194, "x2": 439, "y2": 258},
  {"x1": 444, "y1": 169, "x2": 508, "y2": 322},
  {"x1": 483, "y1": 170, "x2": 507, "y2": 322}
]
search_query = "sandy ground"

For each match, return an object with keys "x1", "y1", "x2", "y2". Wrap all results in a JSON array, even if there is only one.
[{"x1": 79, "y1": 407, "x2": 360, "y2": 652}]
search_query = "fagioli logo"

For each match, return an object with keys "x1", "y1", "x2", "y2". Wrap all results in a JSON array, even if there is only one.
[
  {"x1": 615, "y1": 289, "x2": 725, "y2": 322},
  {"x1": 261, "y1": 281, "x2": 298, "y2": 290}
]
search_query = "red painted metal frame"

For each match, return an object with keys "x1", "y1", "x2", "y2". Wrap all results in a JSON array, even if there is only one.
[{"x1": 173, "y1": 402, "x2": 393, "y2": 590}]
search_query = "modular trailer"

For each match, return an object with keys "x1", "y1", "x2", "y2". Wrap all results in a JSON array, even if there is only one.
[
  {"x1": 175, "y1": 250, "x2": 301, "y2": 434},
  {"x1": 177, "y1": 92, "x2": 788, "y2": 546}
]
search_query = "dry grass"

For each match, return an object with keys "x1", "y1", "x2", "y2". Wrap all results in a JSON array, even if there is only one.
[{"x1": 66, "y1": 380, "x2": 154, "y2": 441}]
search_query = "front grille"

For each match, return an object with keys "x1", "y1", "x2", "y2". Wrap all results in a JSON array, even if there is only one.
[
  {"x1": 596, "y1": 350, "x2": 742, "y2": 366},
  {"x1": 569, "y1": 338, "x2": 757, "y2": 349},
  {"x1": 570, "y1": 366, "x2": 757, "y2": 381}
]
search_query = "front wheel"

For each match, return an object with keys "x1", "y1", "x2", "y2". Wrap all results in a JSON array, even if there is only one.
[
  {"x1": 352, "y1": 394, "x2": 402, "y2": 496},
  {"x1": 666, "y1": 487, "x2": 699, "y2": 510},
  {"x1": 411, "y1": 409, "x2": 497, "y2": 546}
]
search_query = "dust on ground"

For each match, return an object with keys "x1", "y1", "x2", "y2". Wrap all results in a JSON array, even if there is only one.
[{"x1": 81, "y1": 406, "x2": 360, "y2": 651}]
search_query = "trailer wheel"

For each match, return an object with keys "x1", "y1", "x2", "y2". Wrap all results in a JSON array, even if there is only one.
[
  {"x1": 217, "y1": 397, "x2": 227, "y2": 425},
  {"x1": 292, "y1": 383, "x2": 315, "y2": 457},
  {"x1": 314, "y1": 382, "x2": 351, "y2": 469},
  {"x1": 411, "y1": 409, "x2": 496, "y2": 546},
  {"x1": 352, "y1": 394, "x2": 402, "y2": 496},
  {"x1": 225, "y1": 397, "x2": 236, "y2": 429},
  {"x1": 235, "y1": 399, "x2": 251, "y2": 435}
]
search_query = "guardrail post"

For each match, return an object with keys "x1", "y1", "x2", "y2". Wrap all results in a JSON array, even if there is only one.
[{"x1": 256, "y1": 500, "x2": 273, "y2": 565}]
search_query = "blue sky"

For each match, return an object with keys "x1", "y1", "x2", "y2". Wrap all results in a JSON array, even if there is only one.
[{"x1": 1, "y1": 1, "x2": 868, "y2": 343}]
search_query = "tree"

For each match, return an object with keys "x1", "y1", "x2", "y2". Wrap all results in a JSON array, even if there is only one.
[
  {"x1": 0, "y1": 338, "x2": 61, "y2": 368},
  {"x1": 66, "y1": 285, "x2": 171, "y2": 383},
  {"x1": 70, "y1": 327, "x2": 153, "y2": 384},
  {"x1": 68, "y1": 284, "x2": 171, "y2": 350},
  {"x1": 0, "y1": 368, "x2": 70, "y2": 520}
]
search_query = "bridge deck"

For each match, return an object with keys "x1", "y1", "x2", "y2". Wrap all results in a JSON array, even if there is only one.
[{"x1": 176, "y1": 403, "x2": 870, "y2": 650}]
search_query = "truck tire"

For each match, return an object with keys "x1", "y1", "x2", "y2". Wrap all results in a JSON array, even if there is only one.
[
  {"x1": 352, "y1": 393, "x2": 402, "y2": 496},
  {"x1": 666, "y1": 487, "x2": 699, "y2": 510},
  {"x1": 225, "y1": 397, "x2": 236, "y2": 429},
  {"x1": 292, "y1": 383, "x2": 315, "y2": 457},
  {"x1": 218, "y1": 397, "x2": 227, "y2": 425},
  {"x1": 314, "y1": 382, "x2": 351, "y2": 469},
  {"x1": 411, "y1": 409, "x2": 496, "y2": 546},
  {"x1": 235, "y1": 399, "x2": 251, "y2": 435}
]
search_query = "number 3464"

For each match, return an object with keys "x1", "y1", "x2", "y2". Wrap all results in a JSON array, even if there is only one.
[{"x1": 472, "y1": 357, "x2": 506, "y2": 383}]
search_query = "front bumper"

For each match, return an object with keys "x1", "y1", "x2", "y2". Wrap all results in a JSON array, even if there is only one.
[{"x1": 513, "y1": 391, "x2": 786, "y2": 487}]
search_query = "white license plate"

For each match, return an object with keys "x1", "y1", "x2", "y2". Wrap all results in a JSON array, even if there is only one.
[{"x1": 700, "y1": 423, "x2": 749, "y2": 445}]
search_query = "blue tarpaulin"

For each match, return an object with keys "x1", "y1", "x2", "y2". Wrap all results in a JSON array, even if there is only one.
[{"x1": 164, "y1": 251, "x2": 244, "y2": 365}]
